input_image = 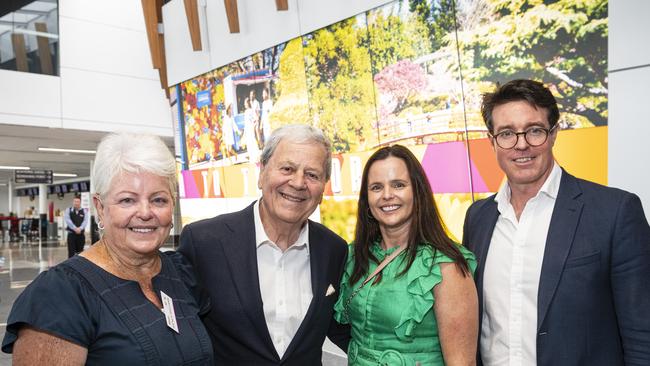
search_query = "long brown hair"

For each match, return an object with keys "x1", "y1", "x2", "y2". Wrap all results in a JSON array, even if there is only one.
[{"x1": 349, "y1": 145, "x2": 470, "y2": 285}]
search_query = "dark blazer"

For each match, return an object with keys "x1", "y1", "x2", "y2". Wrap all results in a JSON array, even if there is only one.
[
  {"x1": 463, "y1": 170, "x2": 650, "y2": 366},
  {"x1": 178, "y1": 202, "x2": 350, "y2": 365}
]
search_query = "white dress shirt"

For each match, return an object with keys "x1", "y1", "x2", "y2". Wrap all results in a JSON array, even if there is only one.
[
  {"x1": 481, "y1": 163, "x2": 562, "y2": 366},
  {"x1": 254, "y1": 200, "x2": 313, "y2": 358}
]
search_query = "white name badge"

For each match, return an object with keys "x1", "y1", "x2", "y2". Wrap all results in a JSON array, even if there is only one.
[{"x1": 161, "y1": 290, "x2": 179, "y2": 333}]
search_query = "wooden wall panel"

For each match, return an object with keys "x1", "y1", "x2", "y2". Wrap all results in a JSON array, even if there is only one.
[
  {"x1": 275, "y1": 0, "x2": 288, "y2": 11},
  {"x1": 224, "y1": 0, "x2": 240, "y2": 33},
  {"x1": 183, "y1": 0, "x2": 202, "y2": 51},
  {"x1": 142, "y1": 0, "x2": 169, "y2": 94},
  {"x1": 11, "y1": 33, "x2": 29, "y2": 72},
  {"x1": 142, "y1": 0, "x2": 163, "y2": 69},
  {"x1": 34, "y1": 23, "x2": 54, "y2": 75}
]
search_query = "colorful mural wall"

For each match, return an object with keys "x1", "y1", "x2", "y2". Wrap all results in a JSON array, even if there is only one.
[{"x1": 172, "y1": 0, "x2": 608, "y2": 242}]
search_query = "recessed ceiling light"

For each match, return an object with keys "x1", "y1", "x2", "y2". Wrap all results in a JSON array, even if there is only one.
[
  {"x1": 0, "y1": 165, "x2": 30, "y2": 170},
  {"x1": 53, "y1": 173, "x2": 78, "y2": 177},
  {"x1": 38, "y1": 147, "x2": 96, "y2": 154}
]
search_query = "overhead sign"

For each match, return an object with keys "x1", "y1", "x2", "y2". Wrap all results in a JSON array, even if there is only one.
[{"x1": 14, "y1": 170, "x2": 53, "y2": 184}]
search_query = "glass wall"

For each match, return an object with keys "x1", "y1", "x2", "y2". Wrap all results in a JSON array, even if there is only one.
[{"x1": 0, "y1": 0, "x2": 58, "y2": 75}]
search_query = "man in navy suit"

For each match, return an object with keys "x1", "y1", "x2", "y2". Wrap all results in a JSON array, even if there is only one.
[
  {"x1": 463, "y1": 79, "x2": 650, "y2": 365},
  {"x1": 179, "y1": 124, "x2": 349, "y2": 365}
]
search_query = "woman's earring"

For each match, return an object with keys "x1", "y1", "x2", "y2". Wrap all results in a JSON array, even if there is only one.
[{"x1": 97, "y1": 221, "x2": 105, "y2": 231}]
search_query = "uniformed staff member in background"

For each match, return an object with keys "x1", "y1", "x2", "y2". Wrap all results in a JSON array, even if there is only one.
[{"x1": 64, "y1": 196, "x2": 88, "y2": 257}]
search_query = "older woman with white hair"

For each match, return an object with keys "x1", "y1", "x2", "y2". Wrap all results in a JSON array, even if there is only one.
[{"x1": 2, "y1": 133, "x2": 213, "y2": 365}]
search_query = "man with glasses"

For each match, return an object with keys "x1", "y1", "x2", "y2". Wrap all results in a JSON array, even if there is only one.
[{"x1": 463, "y1": 79, "x2": 650, "y2": 365}]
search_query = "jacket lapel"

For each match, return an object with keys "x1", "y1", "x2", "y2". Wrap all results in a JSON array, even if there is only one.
[
  {"x1": 537, "y1": 171, "x2": 583, "y2": 330},
  {"x1": 281, "y1": 221, "x2": 326, "y2": 361},
  {"x1": 221, "y1": 203, "x2": 278, "y2": 359},
  {"x1": 473, "y1": 198, "x2": 500, "y2": 319}
]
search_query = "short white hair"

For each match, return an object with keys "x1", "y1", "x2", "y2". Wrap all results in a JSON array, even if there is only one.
[
  {"x1": 260, "y1": 124, "x2": 332, "y2": 180},
  {"x1": 92, "y1": 133, "x2": 176, "y2": 200}
]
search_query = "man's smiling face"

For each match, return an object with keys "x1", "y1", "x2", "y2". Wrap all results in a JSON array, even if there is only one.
[
  {"x1": 491, "y1": 100, "x2": 557, "y2": 192},
  {"x1": 258, "y1": 139, "x2": 327, "y2": 228}
]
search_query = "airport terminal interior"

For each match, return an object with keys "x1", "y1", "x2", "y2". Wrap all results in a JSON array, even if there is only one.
[{"x1": 1, "y1": 0, "x2": 649, "y2": 365}]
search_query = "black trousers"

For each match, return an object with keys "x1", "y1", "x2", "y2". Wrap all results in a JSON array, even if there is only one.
[{"x1": 67, "y1": 231, "x2": 85, "y2": 258}]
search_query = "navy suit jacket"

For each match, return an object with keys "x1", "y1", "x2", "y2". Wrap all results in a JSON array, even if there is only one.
[
  {"x1": 178, "y1": 202, "x2": 350, "y2": 365},
  {"x1": 463, "y1": 170, "x2": 650, "y2": 365}
]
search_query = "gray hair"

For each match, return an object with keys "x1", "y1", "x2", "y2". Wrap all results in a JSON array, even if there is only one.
[
  {"x1": 260, "y1": 124, "x2": 332, "y2": 180},
  {"x1": 92, "y1": 133, "x2": 177, "y2": 200}
]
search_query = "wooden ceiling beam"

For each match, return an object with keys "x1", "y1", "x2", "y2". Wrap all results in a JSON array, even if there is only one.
[
  {"x1": 183, "y1": 0, "x2": 202, "y2": 51},
  {"x1": 275, "y1": 0, "x2": 288, "y2": 11},
  {"x1": 157, "y1": 36, "x2": 169, "y2": 93},
  {"x1": 141, "y1": 0, "x2": 163, "y2": 69},
  {"x1": 224, "y1": 0, "x2": 240, "y2": 33},
  {"x1": 141, "y1": 0, "x2": 170, "y2": 96}
]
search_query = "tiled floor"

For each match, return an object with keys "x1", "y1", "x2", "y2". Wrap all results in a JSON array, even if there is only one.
[
  {"x1": 0, "y1": 240, "x2": 347, "y2": 365},
  {"x1": 0, "y1": 240, "x2": 69, "y2": 365}
]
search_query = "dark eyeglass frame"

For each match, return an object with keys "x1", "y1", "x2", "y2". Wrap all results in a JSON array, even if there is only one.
[{"x1": 489, "y1": 124, "x2": 558, "y2": 150}]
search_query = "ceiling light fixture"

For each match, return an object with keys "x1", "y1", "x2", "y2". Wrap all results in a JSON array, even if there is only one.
[
  {"x1": 38, "y1": 147, "x2": 96, "y2": 154},
  {"x1": 53, "y1": 173, "x2": 78, "y2": 177},
  {"x1": 13, "y1": 28, "x2": 59, "y2": 40},
  {"x1": 0, "y1": 165, "x2": 30, "y2": 170}
]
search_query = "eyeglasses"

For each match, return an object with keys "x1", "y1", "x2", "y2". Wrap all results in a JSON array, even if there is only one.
[{"x1": 490, "y1": 125, "x2": 557, "y2": 150}]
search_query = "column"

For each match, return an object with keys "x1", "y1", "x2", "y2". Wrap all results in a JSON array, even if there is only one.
[
  {"x1": 8, "y1": 180, "x2": 14, "y2": 214},
  {"x1": 38, "y1": 184, "x2": 47, "y2": 239},
  {"x1": 89, "y1": 160, "x2": 99, "y2": 243}
]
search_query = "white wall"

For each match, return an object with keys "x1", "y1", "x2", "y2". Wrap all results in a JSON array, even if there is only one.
[
  {"x1": 163, "y1": 0, "x2": 392, "y2": 85},
  {"x1": 608, "y1": 0, "x2": 650, "y2": 214},
  {"x1": 0, "y1": 0, "x2": 172, "y2": 136}
]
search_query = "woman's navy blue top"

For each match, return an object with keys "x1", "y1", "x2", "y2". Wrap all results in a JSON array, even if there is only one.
[{"x1": 2, "y1": 251, "x2": 213, "y2": 365}]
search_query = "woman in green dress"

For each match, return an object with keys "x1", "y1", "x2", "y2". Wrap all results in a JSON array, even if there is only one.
[{"x1": 334, "y1": 145, "x2": 478, "y2": 365}]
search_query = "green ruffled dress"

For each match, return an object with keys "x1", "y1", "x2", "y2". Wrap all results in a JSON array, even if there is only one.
[{"x1": 333, "y1": 241, "x2": 477, "y2": 366}]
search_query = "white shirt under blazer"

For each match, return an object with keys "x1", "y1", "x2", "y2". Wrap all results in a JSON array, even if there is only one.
[
  {"x1": 481, "y1": 163, "x2": 562, "y2": 365},
  {"x1": 254, "y1": 200, "x2": 313, "y2": 358}
]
